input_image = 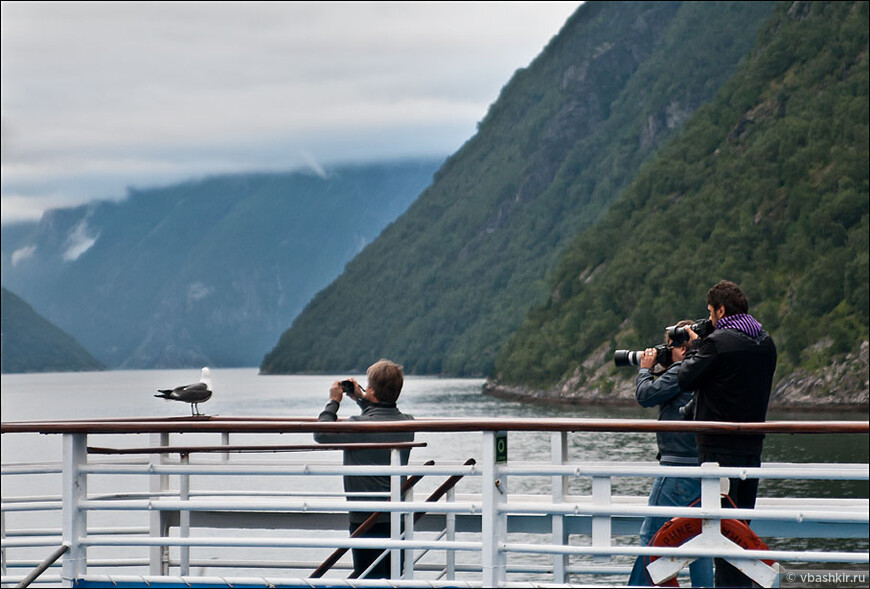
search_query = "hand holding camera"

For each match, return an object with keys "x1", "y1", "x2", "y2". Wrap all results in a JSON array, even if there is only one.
[
  {"x1": 666, "y1": 318, "x2": 713, "y2": 344},
  {"x1": 614, "y1": 318, "x2": 714, "y2": 368},
  {"x1": 340, "y1": 379, "x2": 360, "y2": 400},
  {"x1": 614, "y1": 344, "x2": 672, "y2": 368}
]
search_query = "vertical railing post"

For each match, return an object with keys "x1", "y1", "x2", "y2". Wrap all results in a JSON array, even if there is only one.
[
  {"x1": 482, "y1": 430, "x2": 506, "y2": 587},
  {"x1": 149, "y1": 432, "x2": 169, "y2": 575},
  {"x1": 61, "y1": 432, "x2": 87, "y2": 587},
  {"x1": 445, "y1": 486, "x2": 456, "y2": 580},
  {"x1": 1, "y1": 507, "x2": 7, "y2": 578},
  {"x1": 220, "y1": 431, "x2": 230, "y2": 463},
  {"x1": 591, "y1": 475, "x2": 612, "y2": 565},
  {"x1": 179, "y1": 452, "x2": 191, "y2": 576},
  {"x1": 403, "y1": 460, "x2": 415, "y2": 580},
  {"x1": 700, "y1": 462, "x2": 722, "y2": 538},
  {"x1": 551, "y1": 431, "x2": 569, "y2": 583},
  {"x1": 390, "y1": 448, "x2": 402, "y2": 579}
]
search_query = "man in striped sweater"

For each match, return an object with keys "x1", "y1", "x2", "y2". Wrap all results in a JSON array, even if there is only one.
[{"x1": 678, "y1": 280, "x2": 777, "y2": 587}]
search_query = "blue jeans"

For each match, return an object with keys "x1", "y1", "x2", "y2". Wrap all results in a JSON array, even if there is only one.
[{"x1": 627, "y1": 467, "x2": 715, "y2": 587}]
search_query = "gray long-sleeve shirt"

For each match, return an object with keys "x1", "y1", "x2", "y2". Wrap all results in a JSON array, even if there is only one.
[{"x1": 315, "y1": 398, "x2": 415, "y2": 524}]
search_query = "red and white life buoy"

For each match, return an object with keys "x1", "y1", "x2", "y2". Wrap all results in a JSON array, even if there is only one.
[{"x1": 646, "y1": 517, "x2": 774, "y2": 587}]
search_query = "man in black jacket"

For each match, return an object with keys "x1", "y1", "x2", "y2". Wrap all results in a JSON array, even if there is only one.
[
  {"x1": 314, "y1": 359, "x2": 414, "y2": 579},
  {"x1": 678, "y1": 280, "x2": 777, "y2": 587}
]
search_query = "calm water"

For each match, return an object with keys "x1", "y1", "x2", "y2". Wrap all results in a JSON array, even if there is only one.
[
  {"x1": 1, "y1": 369, "x2": 867, "y2": 581},
  {"x1": 2, "y1": 368, "x2": 867, "y2": 496}
]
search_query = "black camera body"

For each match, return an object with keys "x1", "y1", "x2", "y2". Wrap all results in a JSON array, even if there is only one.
[
  {"x1": 666, "y1": 318, "x2": 714, "y2": 345},
  {"x1": 678, "y1": 396, "x2": 697, "y2": 419},
  {"x1": 614, "y1": 344, "x2": 672, "y2": 368},
  {"x1": 340, "y1": 380, "x2": 357, "y2": 398}
]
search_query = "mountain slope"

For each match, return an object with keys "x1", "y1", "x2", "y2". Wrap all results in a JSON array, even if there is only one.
[
  {"x1": 1, "y1": 159, "x2": 441, "y2": 368},
  {"x1": 1, "y1": 288, "x2": 104, "y2": 373},
  {"x1": 491, "y1": 1, "x2": 869, "y2": 405},
  {"x1": 262, "y1": 1, "x2": 776, "y2": 375}
]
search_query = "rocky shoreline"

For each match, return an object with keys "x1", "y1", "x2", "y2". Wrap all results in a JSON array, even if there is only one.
[{"x1": 484, "y1": 341, "x2": 869, "y2": 411}]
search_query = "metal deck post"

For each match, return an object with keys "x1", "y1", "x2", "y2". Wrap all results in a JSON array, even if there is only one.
[
  {"x1": 179, "y1": 453, "x2": 190, "y2": 576},
  {"x1": 551, "y1": 431, "x2": 569, "y2": 583},
  {"x1": 149, "y1": 432, "x2": 169, "y2": 575},
  {"x1": 482, "y1": 430, "x2": 506, "y2": 587},
  {"x1": 591, "y1": 475, "x2": 612, "y2": 565},
  {"x1": 61, "y1": 433, "x2": 87, "y2": 587},
  {"x1": 445, "y1": 486, "x2": 456, "y2": 580},
  {"x1": 391, "y1": 448, "x2": 402, "y2": 580},
  {"x1": 1, "y1": 506, "x2": 6, "y2": 578},
  {"x1": 403, "y1": 452, "x2": 415, "y2": 580},
  {"x1": 220, "y1": 432, "x2": 230, "y2": 463}
]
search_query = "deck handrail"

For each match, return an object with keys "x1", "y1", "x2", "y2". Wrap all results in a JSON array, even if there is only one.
[
  {"x1": 2, "y1": 416, "x2": 867, "y2": 435},
  {"x1": 86, "y1": 442, "x2": 427, "y2": 455}
]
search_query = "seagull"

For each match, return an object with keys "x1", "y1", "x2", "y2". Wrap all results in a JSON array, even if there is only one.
[{"x1": 155, "y1": 367, "x2": 213, "y2": 416}]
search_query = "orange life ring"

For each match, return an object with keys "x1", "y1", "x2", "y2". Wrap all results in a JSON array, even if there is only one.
[{"x1": 647, "y1": 517, "x2": 774, "y2": 587}]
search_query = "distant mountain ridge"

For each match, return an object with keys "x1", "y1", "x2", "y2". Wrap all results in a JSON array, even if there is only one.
[
  {"x1": 1, "y1": 159, "x2": 442, "y2": 368},
  {"x1": 1, "y1": 287, "x2": 104, "y2": 373},
  {"x1": 261, "y1": 1, "x2": 776, "y2": 375}
]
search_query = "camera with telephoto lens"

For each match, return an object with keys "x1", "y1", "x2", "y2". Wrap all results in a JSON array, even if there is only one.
[
  {"x1": 340, "y1": 380, "x2": 357, "y2": 398},
  {"x1": 613, "y1": 344, "x2": 672, "y2": 368},
  {"x1": 666, "y1": 318, "x2": 714, "y2": 345}
]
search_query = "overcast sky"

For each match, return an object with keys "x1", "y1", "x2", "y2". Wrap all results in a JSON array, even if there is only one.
[{"x1": 1, "y1": 1, "x2": 580, "y2": 224}]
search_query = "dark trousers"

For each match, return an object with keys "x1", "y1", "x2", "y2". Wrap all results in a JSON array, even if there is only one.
[
  {"x1": 349, "y1": 521, "x2": 394, "y2": 579},
  {"x1": 699, "y1": 451, "x2": 762, "y2": 588}
]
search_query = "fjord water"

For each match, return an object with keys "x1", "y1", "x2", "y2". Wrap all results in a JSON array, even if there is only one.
[
  {"x1": 2, "y1": 368, "x2": 867, "y2": 494},
  {"x1": 1, "y1": 369, "x2": 867, "y2": 580}
]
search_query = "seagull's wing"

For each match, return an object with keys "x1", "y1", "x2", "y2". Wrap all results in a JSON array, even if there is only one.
[{"x1": 174, "y1": 382, "x2": 212, "y2": 403}]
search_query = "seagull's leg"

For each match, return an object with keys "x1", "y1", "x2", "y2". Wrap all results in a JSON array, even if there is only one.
[{"x1": 190, "y1": 404, "x2": 196, "y2": 416}]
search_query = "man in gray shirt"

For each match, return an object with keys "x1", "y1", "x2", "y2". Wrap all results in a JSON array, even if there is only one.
[{"x1": 314, "y1": 359, "x2": 414, "y2": 578}]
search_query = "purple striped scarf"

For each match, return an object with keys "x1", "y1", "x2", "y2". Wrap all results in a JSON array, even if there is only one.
[{"x1": 715, "y1": 313, "x2": 763, "y2": 337}]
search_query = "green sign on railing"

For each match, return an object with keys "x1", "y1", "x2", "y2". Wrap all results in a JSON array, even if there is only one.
[{"x1": 495, "y1": 431, "x2": 507, "y2": 464}]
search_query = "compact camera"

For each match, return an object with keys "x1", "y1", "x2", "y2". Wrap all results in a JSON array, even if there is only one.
[{"x1": 340, "y1": 380, "x2": 357, "y2": 398}]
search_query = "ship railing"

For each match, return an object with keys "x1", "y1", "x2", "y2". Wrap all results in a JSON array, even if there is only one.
[{"x1": 1, "y1": 417, "x2": 867, "y2": 588}]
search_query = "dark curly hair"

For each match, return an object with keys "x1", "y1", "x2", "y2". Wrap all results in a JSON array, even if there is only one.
[{"x1": 706, "y1": 280, "x2": 749, "y2": 316}]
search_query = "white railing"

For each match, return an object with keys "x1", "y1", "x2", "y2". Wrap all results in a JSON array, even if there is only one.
[{"x1": 1, "y1": 418, "x2": 867, "y2": 588}]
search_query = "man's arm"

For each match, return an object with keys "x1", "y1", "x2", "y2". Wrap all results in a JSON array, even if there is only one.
[
  {"x1": 314, "y1": 382, "x2": 346, "y2": 443},
  {"x1": 318, "y1": 400, "x2": 340, "y2": 422},
  {"x1": 677, "y1": 336, "x2": 717, "y2": 392},
  {"x1": 636, "y1": 365, "x2": 682, "y2": 408}
]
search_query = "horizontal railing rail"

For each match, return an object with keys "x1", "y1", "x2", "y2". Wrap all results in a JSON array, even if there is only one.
[
  {"x1": 3, "y1": 416, "x2": 867, "y2": 434},
  {"x1": 87, "y1": 441, "x2": 428, "y2": 455}
]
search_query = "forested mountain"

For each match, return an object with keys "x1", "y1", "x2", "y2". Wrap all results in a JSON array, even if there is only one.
[
  {"x1": 491, "y1": 1, "x2": 869, "y2": 406},
  {"x1": 1, "y1": 288, "x2": 104, "y2": 373},
  {"x1": 1, "y1": 160, "x2": 440, "y2": 368},
  {"x1": 262, "y1": 1, "x2": 776, "y2": 375}
]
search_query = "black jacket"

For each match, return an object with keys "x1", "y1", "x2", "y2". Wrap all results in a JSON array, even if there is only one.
[
  {"x1": 677, "y1": 327, "x2": 777, "y2": 455},
  {"x1": 315, "y1": 398, "x2": 414, "y2": 524}
]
